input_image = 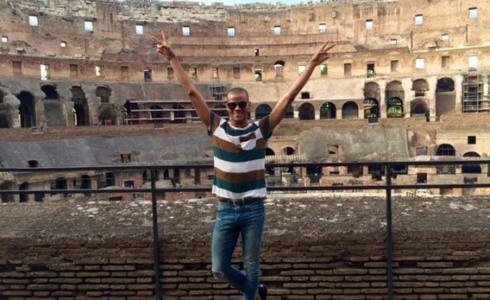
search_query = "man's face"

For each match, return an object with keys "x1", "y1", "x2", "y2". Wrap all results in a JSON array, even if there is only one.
[{"x1": 226, "y1": 92, "x2": 250, "y2": 125}]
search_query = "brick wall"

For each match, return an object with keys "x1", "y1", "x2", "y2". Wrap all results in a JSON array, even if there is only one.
[{"x1": 0, "y1": 197, "x2": 490, "y2": 299}]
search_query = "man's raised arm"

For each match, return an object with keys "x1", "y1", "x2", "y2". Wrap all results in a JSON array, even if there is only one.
[
  {"x1": 269, "y1": 41, "x2": 335, "y2": 131},
  {"x1": 152, "y1": 30, "x2": 210, "y2": 127}
]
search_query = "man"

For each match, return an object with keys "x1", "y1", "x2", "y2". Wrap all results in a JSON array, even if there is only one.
[{"x1": 153, "y1": 31, "x2": 334, "y2": 300}]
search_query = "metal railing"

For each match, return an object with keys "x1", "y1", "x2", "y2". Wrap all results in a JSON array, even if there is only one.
[{"x1": 1, "y1": 159, "x2": 490, "y2": 299}]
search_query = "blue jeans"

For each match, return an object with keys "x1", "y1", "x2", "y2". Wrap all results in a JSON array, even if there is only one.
[{"x1": 212, "y1": 201, "x2": 265, "y2": 300}]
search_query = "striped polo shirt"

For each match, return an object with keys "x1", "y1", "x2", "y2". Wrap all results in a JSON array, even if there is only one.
[{"x1": 208, "y1": 112, "x2": 272, "y2": 200}]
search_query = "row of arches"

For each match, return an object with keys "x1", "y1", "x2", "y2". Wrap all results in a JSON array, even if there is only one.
[
  {"x1": 0, "y1": 85, "x2": 116, "y2": 128},
  {"x1": 436, "y1": 144, "x2": 483, "y2": 174}
]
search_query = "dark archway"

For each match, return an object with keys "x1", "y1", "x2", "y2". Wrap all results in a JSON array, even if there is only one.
[
  {"x1": 106, "y1": 172, "x2": 115, "y2": 186},
  {"x1": 363, "y1": 98, "x2": 379, "y2": 120},
  {"x1": 0, "y1": 113, "x2": 9, "y2": 128},
  {"x1": 342, "y1": 101, "x2": 358, "y2": 119},
  {"x1": 436, "y1": 144, "x2": 456, "y2": 156},
  {"x1": 71, "y1": 86, "x2": 90, "y2": 126},
  {"x1": 96, "y1": 86, "x2": 112, "y2": 103},
  {"x1": 436, "y1": 77, "x2": 456, "y2": 117},
  {"x1": 17, "y1": 91, "x2": 36, "y2": 128},
  {"x1": 298, "y1": 103, "x2": 315, "y2": 120},
  {"x1": 273, "y1": 60, "x2": 285, "y2": 79},
  {"x1": 41, "y1": 85, "x2": 64, "y2": 127},
  {"x1": 307, "y1": 166, "x2": 323, "y2": 184},
  {"x1": 150, "y1": 105, "x2": 164, "y2": 123},
  {"x1": 387, "y1": 97, "x2": 403, "y2": 118},
  {"x1": 0, "y1": 181, "x2": 15, "y2": 202},
  {"x1": 255, "y1": 104, "x2": 272, "y2": 119},
  {"x1": 172, "y1": 104, "x2": 186, "y2": 123},
  {"x1": 364, "y1": 82, "x2": 380, "y2": 100},
  {"x1": 462, "y1": 152, "x2": 481, "y2": 174},
  {"x1": 410, "y1": 99, "x2": 428, "y2": 119},
  {"x1": 320, "y1": 102, "x2": 336, "y2": 119},
  {"x1": 19, "y1": 182, "x2": 29, "y2": 202},
  {"x1": 124, "y1": 100, "x2": 139, "y2": 125},
  {"x1": 283, "y1": 147, "x2": 295, "y2": 155},
  {"x1": 412, "y1": 79, "x2": 429, "y2": 97}
]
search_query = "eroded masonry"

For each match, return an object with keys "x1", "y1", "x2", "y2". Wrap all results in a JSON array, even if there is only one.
[{"x1": 0, "y1": 0, "x2": 489, "y2": 201}]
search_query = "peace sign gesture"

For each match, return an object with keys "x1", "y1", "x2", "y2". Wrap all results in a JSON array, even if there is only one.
[
  {"x1": 152, "y1": 30, "x2": 176, "y2": 61},
  {"x1": 310, "y1": 41, "x2": 335, "y2": 66}
]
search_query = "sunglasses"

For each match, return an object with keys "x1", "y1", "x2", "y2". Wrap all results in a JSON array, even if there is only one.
[{"x1": 226, "y1": 101, "x2": 248, "y2": 110}]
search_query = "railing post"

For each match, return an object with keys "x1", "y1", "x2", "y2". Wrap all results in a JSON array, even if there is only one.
[
  {"x1": 150, "y1": 169, "x2": 162, "y2": 299},
  {"x1": 385, "y1": 164, "x2": 394, "y2": 300}
]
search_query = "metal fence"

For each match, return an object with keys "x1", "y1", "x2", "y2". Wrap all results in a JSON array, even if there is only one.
[{"x1": 1, "y1": 159, "x2": 490, "y2": 299}]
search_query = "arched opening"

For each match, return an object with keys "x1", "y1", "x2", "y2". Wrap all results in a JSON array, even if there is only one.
[
  {"x1": 273, "y1": 60, "x2": 285, "y2": 79},
  {"x1": 342, "y1": 101, "x2": 358, "y2": 119},
  {"x1": 80, "y1": 175, "x2": 91, "y2": 189},
  {"x1": 41, "y1": 85, "x2": 64, "y2": 127},
  {"x1": 298, "y1": 103, "x2": 315, "y2": 120},
  {"x1": 124, "y1": 100, "x2": 139, "y2": 125},
  {"x1": 41, "y1": 85, "x2": 59, "y2": 100},
  {"x1": 364, "y1": 82, "x2": 380, "y2": 100},
  {"x1": 17, "y1": 91, "x2": 36, "y2": 128},
  {"x1": 462, "y1": 152, "x2": 481, "y2": 174},
  {"x1": 265, "y1": 148, "x2": 275, "y2": 175},
  {"x1": 320, "y1": 102, "x2": 336, "y2": 119},
  {"x1": 255, "y1": 104, "x2": 272, "y2": 119},
  {"x1": 19, "y1": 182, "x2": 29, "y2": 202},
  {"x1": 387, "y1": 97, "x2": 403, "y2": 118},
  {"x1": 436, "y1": 144, "x2": 456, "y2": 156},
  {"x1": 386, "y1": 81, "x2": 404, "y2": 118},
  {"x1": 98, "y1": 107, "x2": 117, "y2": 126},
  {"x1": 96, "y1": 86, "x2": 112, "y2": 103},
  {"x1": 436, "y1": 144, "x2": 456, "y2": 174},
  {"x1": 150, "y1": 105, "x2": 165, "y2": 123},
  {"x1": 71, "y1": 86, "x2": 90, "y2": 126},
  {"x1": 106, "y1": 172, "x2": 115, "y2": 186},
  {"x1": 0, "y1": 181, "x2": 15, "y2": 202},
  {"x1": 0, "y1": 114, "x2": 9, "y2": 128},
  {"x1": 412, "y1": 79, "x2": 429, "y2": 97},
  {"x1": 172, "y1": 104, "x2": 186, "y2": 123},
  {"x1": 410, "y1": 99, "x2": 428, "y2": 119},
  {"x1": 28, "y1": 160, "x2": 39, "y2": 167},
  {"x1": 436, "y1": 77, "x2": 456, "y2": 117},
  {"x1": 307, "y1": 166, "x2": 323, "y2": 184},
  {"x1": 52, "y1": 177, "x2": 67, "y2": 196},
  {"x1": 285, "y1": 105, "x2": 294, "y2": 119},
  {"x1": 283, "y1": 147, "x2": 295, "y2": 155},
  {"x1": 363, "y1": 98, "x2": 379, "y2": 120}
]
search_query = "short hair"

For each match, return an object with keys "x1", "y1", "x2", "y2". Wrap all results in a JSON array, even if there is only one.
[{"x1": 227, "y1": 87, "x2": 249, "y2": 101}]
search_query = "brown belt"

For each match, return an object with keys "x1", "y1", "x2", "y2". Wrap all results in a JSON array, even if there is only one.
[{"x1": 218, "y1": 197, "x2": 265, "y2": 206}]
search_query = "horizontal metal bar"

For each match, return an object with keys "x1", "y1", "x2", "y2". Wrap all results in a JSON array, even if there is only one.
[
  {"x1": 2, "y1": 183, "x2": 490, "y2": 195},
  {"x1": 1, "y1": 160, "x2": 489, "y2": 172}
]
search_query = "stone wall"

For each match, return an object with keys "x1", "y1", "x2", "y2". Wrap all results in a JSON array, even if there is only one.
[{"x1": 1, "y1": 196, "x2": 490, "y2": 299}]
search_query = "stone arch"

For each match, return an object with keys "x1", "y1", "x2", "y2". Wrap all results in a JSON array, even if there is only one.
[
  {"x1": 41, "y1": 85, "x2": 64, "y2": 127},
  {"x1": 436, "y1": 144, "x2": 456, "y2": 156},
  {"x1": 462, "y1": 151, "x2": 481, "y2": 174},
  {"x1": 124, "y1": 100, "x2": 139, "y2": 125},
  {"x1": 0, "y1": 181, "x2": 15, "y2": 202},
  {"x1": 364, "y1": 82, "x2": 380, "y2": 100},
  {"x1": 255, "y1": 104, "x2": 272, "y2": 119},
  {"x1": 386, "y1": 81, "x2": 404, "y2": 118},
  {"x1": 412, "y1": 78, "x2": 429, "y2": 97},
  {"x1": 387, "y1": 97, "x2": 403, "y2": 118},
  {"x1": 320, "y1": 102, "x2": 336, "y2": 119},
  {"x1": 342, "y1": 101, "x2": 359, "y2": 119},
  {"x1": 410, "y1": 99, "x2": 428, "y2": 119},
  {"x1": 363, "y1": 98, "x2": 379, "y2": 120},
  {"x1": 283, "y1": 147, "x2": 295, "y2": 155},
  {"x1": 273, "y1": 60, "x2": 285, "y2": 79},
  {"x1": 71, "y1": 86, "x2": 90, "y2": 126},
  {"x1": 98, "y1": 106, "x2": 117, "y2": 126},
  {"x1": 436, "y1": 77, "x2": 456, "y2": 117},
  {"x1": 96, "y1": 86, "x2": 112, "y2": 103},
  {"x1": 298, "y1": 102, "x2": 315, "y2": 120},
  {"x1": 19, "y1": 182, "x2": 29, "y2": 202},
  {"x1": 266, "y1": 148, "x2": 275, "y2": 156},
  {"x1": 17, "y1": 91, "x2": 36, "y2": 128},
  {"x1": 0, "y1": 114, "x2": 9, "y2": 128},
  {"x1": 172, "y1": 104, "x2": 186, "y2": 123}
]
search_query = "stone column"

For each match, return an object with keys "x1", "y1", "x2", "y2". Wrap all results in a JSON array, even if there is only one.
[
  {"x1": 427, "y1": 76, "x2": 438, "y2": 122},
  {"x1": 454, "y1": 75, "x2": 464, "y2": 114},
  {"x1": 378, "y1": 80, "x2": 387, "y2": 119},
  {"x1": 402, "y1": 78, "x2": 413, "y2": 118}
]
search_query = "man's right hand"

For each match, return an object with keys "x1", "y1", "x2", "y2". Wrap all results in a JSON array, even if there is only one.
[{"x1": 152, "y1": 30, "x2": 176, "y2": 61}]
